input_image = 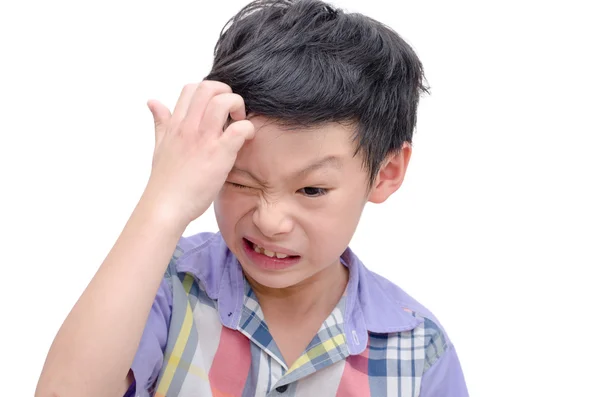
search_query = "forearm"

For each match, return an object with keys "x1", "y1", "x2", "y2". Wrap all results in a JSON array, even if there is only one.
[{"x1": 36, "y1": 196, "x2": 187, "y2": 397}]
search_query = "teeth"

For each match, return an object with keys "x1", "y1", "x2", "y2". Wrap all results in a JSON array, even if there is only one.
[{"x1": 251, "y1": 242, "x2": 290, "y2": 259}]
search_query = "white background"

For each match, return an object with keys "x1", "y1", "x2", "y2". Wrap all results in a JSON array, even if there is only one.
[{"x1": 1, "y1": 0, "x2": 599, "y2": 395}]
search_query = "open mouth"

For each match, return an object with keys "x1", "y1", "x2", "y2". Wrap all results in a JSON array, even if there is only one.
[{"x1": 243, "y1": 238, "x2": 300, "y2": 260}]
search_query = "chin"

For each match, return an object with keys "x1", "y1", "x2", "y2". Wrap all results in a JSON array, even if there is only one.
[{"x1": 238, "y1": 261, "x2": 308, "y2": 289}]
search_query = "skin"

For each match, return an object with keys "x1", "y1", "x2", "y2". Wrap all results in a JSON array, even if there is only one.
[
  {"x1": 35, "y1": 82, "x2": 255, "y2": 397},
  {"x1": 214, "y1": 116, "x2": 412, "y2": 365},
  {"x1": 34, "y1": 81, "x2": 410, "y2": 396}
]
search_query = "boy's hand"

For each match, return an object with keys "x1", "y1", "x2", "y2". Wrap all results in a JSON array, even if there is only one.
[{"x1": 142, "y1": 81, "x2": 255, "y2": 227}]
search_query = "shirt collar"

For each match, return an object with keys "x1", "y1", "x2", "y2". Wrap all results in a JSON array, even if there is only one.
[
  {"x1": 339, "y1": 247, "x2": 423, "y2": 354},
  {"x1": 180, "y1": 232, "x2": 422, "y2": 355}
]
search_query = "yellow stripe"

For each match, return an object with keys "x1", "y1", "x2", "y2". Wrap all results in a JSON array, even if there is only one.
[
  {"x1": 187, "y1": 362, "x2": 209, "y2": 381},
  {"x1": 287, "y1": 333, "x2": 346, "y2": 373},
  {"x1": 156, "y1": 274, "x2": 195, "y2": 394}
]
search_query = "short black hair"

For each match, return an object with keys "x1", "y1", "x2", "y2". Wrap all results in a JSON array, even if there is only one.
[{"x1": 205, "y1": 0, "x2": 428, "y2": 186}]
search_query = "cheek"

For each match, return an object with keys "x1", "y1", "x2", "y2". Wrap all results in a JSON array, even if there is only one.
[
  {"x1": 314, "y1": 191, "x2": 365, "y2": 227},
  {"x1": 214, "y1": 190, "x2": 254, "y2": 228},
  {"x1": 301, "y1": 197, "x2": 365, "y2": 259}
]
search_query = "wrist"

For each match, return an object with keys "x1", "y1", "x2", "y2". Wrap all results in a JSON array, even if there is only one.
[{"x1": 135, "y1": 191, "x2": 190, "y2": 235}]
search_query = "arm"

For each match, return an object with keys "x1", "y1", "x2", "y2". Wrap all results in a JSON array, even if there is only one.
[
  {"x1": 35, "y1": 80, "x2": 255, "y2": 397},
  {"x1": 35, "y1": 200, "x2": 186, "y2": 397}
]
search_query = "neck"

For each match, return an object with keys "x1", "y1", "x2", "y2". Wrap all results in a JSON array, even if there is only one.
[{"x1": 246, "y1": 260, "x2": 349, "y2": 317}]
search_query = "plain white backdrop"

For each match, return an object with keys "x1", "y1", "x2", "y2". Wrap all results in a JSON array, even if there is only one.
[{"x1": 1, "y1": 0, "x2": 599, "y2": 395}]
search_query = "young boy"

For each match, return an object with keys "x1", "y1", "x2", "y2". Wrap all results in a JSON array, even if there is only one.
[{"x1": 36, "y1": 1, "x2": 468, "y2": 396}]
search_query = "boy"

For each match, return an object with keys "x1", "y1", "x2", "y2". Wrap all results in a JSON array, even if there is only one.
[{"x1": 36, "y1": 0, "x2": 468, "y2": 396}]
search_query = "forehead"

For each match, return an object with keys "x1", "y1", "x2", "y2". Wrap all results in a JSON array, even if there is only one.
[
  {"x1": 238, "y1": 116, "x2": 357, "y2": 160},
  {"x1": 232, "y1": 117, "x2": 363, "y2": 181}
]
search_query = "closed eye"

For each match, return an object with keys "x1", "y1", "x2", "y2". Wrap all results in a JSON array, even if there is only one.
[{"x1": 227, "y1": 182, "x2": 251, "y2": 189}]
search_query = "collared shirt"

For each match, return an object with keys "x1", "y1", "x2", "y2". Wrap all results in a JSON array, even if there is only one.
[{"x1": 126, "y1": 232, "x2": 468, "y2": 397}]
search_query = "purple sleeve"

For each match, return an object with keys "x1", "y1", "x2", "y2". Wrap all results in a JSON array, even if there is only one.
[
  {"x1": 124, "y1": 278, "x2": 172, "y2": 397},
  {"x1": 419, "y1": 344, "x2": 469, "y2": 397}
]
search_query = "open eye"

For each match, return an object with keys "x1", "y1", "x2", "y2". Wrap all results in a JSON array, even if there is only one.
[{"x1": 298, "y1": 187, "x2": 329, "y2": 197}]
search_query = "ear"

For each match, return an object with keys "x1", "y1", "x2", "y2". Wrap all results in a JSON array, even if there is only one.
[{"x1": 368, "y1": 143, "x2": 412, "y2": 204}]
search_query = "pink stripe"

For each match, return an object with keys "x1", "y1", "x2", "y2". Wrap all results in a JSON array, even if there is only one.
[
  {"x1": 209, "y1": 327, "x2": 251, "y2": 397},
  {"x1": 336, "y1": 344, "x2": 371, "y2": 397}
]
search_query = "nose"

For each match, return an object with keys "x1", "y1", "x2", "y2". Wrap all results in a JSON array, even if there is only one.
[{"x1": 252, "y1": 199, "x2": 293, "y2": 238}]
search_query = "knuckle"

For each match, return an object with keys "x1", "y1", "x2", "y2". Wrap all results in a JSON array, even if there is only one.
[
  {"x1": 227, "y1": 120, "x2": 254, "y2": 137},
  {"x1": 212, "y1": 93, "x2": 244, "y2": 109},
  {"x1": 201, "y1": 80, "x2": 232, "y2": 95},
  {"x1": 231, "y1": 93, "x2": 245, "y2": 105},
  {"x1": 225, "y1": 121, "x2": 241, "y2": 134},
  {"x1": 209, "y1": 94, "x2": 231, "y2": 110},
  {"x1": 234, "y1": 119, "x2": 253, "y2": 130},
  {"x1": 182, "y1": 83, "x2": 198, "y2": 94},
  {"x1": 210, "y1": 93, "x2": 227, "y2": 107}
]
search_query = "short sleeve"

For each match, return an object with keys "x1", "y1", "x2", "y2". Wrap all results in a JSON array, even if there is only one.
[
  {"x1": 124, "y1": 278, "x2": 172, "y2": 397},
  {"x1": 419, "y1": 343, "x2": 469, "y2": 397}
]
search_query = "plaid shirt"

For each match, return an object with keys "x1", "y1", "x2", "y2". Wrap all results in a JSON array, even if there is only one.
[{"x1": 126, "y1": 232, "x2": 468, "y2": 397}]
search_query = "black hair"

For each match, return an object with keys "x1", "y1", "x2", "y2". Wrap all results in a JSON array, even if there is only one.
[{"x1": 205, "y1": 0, "x2": 428, "y2": 185}]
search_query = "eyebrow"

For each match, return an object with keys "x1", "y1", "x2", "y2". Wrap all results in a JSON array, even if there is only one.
[
  {"x1": 295, "y1": 155, "x2": 342, "y2": 178},
  {"x1": 231, "y1": 155, "x2": 342, "y2": 184}
]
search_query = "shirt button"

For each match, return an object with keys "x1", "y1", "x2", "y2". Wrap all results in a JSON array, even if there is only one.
[{"x1": 276, "y1": 385, "x2": 289, "y2": 393}]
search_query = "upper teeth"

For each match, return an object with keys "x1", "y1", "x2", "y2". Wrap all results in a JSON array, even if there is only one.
[{"x1": 253, "y1": 243, "x2": 289, "y2": 258}]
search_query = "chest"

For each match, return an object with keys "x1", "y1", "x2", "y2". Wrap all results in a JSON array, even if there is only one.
[
  {"x1": 156, "y1": 315, "x2": 425, "y2": 397},
  {"x1": 157, "y1": 274, "x2": 427, "y2": 396}
]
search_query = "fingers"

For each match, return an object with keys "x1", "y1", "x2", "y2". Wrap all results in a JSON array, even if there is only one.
[
  {"x1": 198, "y1": 93, "x2": 246, "y2": 137},
  {"x1": 183, "y1": 81, "x2": 233, "y2": 129},
  {"x1": 147, "y1": 100, "x2": 172, "y2": 144},
  {"x1": 221, "y1": 119, "x2": 255, "y2": 152},
  {"x1": 160, "y1": 81, "x2": 248, "y2": 148},
  {"x1": 171, "y1": 83, "x2": 200, "y2": 125}
]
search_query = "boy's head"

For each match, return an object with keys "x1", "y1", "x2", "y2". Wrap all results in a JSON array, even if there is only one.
[{"x1": 208, "y1": 0, "x2": 427, "y2": 289}]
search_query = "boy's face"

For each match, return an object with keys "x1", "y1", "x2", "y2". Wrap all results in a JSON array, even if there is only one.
[{"x1": 214, "y1": 116, "x2": 405, "y2": 289}]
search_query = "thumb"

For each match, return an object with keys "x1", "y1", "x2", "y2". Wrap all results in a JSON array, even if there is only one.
[{"x1": 147, "y1": 99, "x2": 172, "y2": 145}]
